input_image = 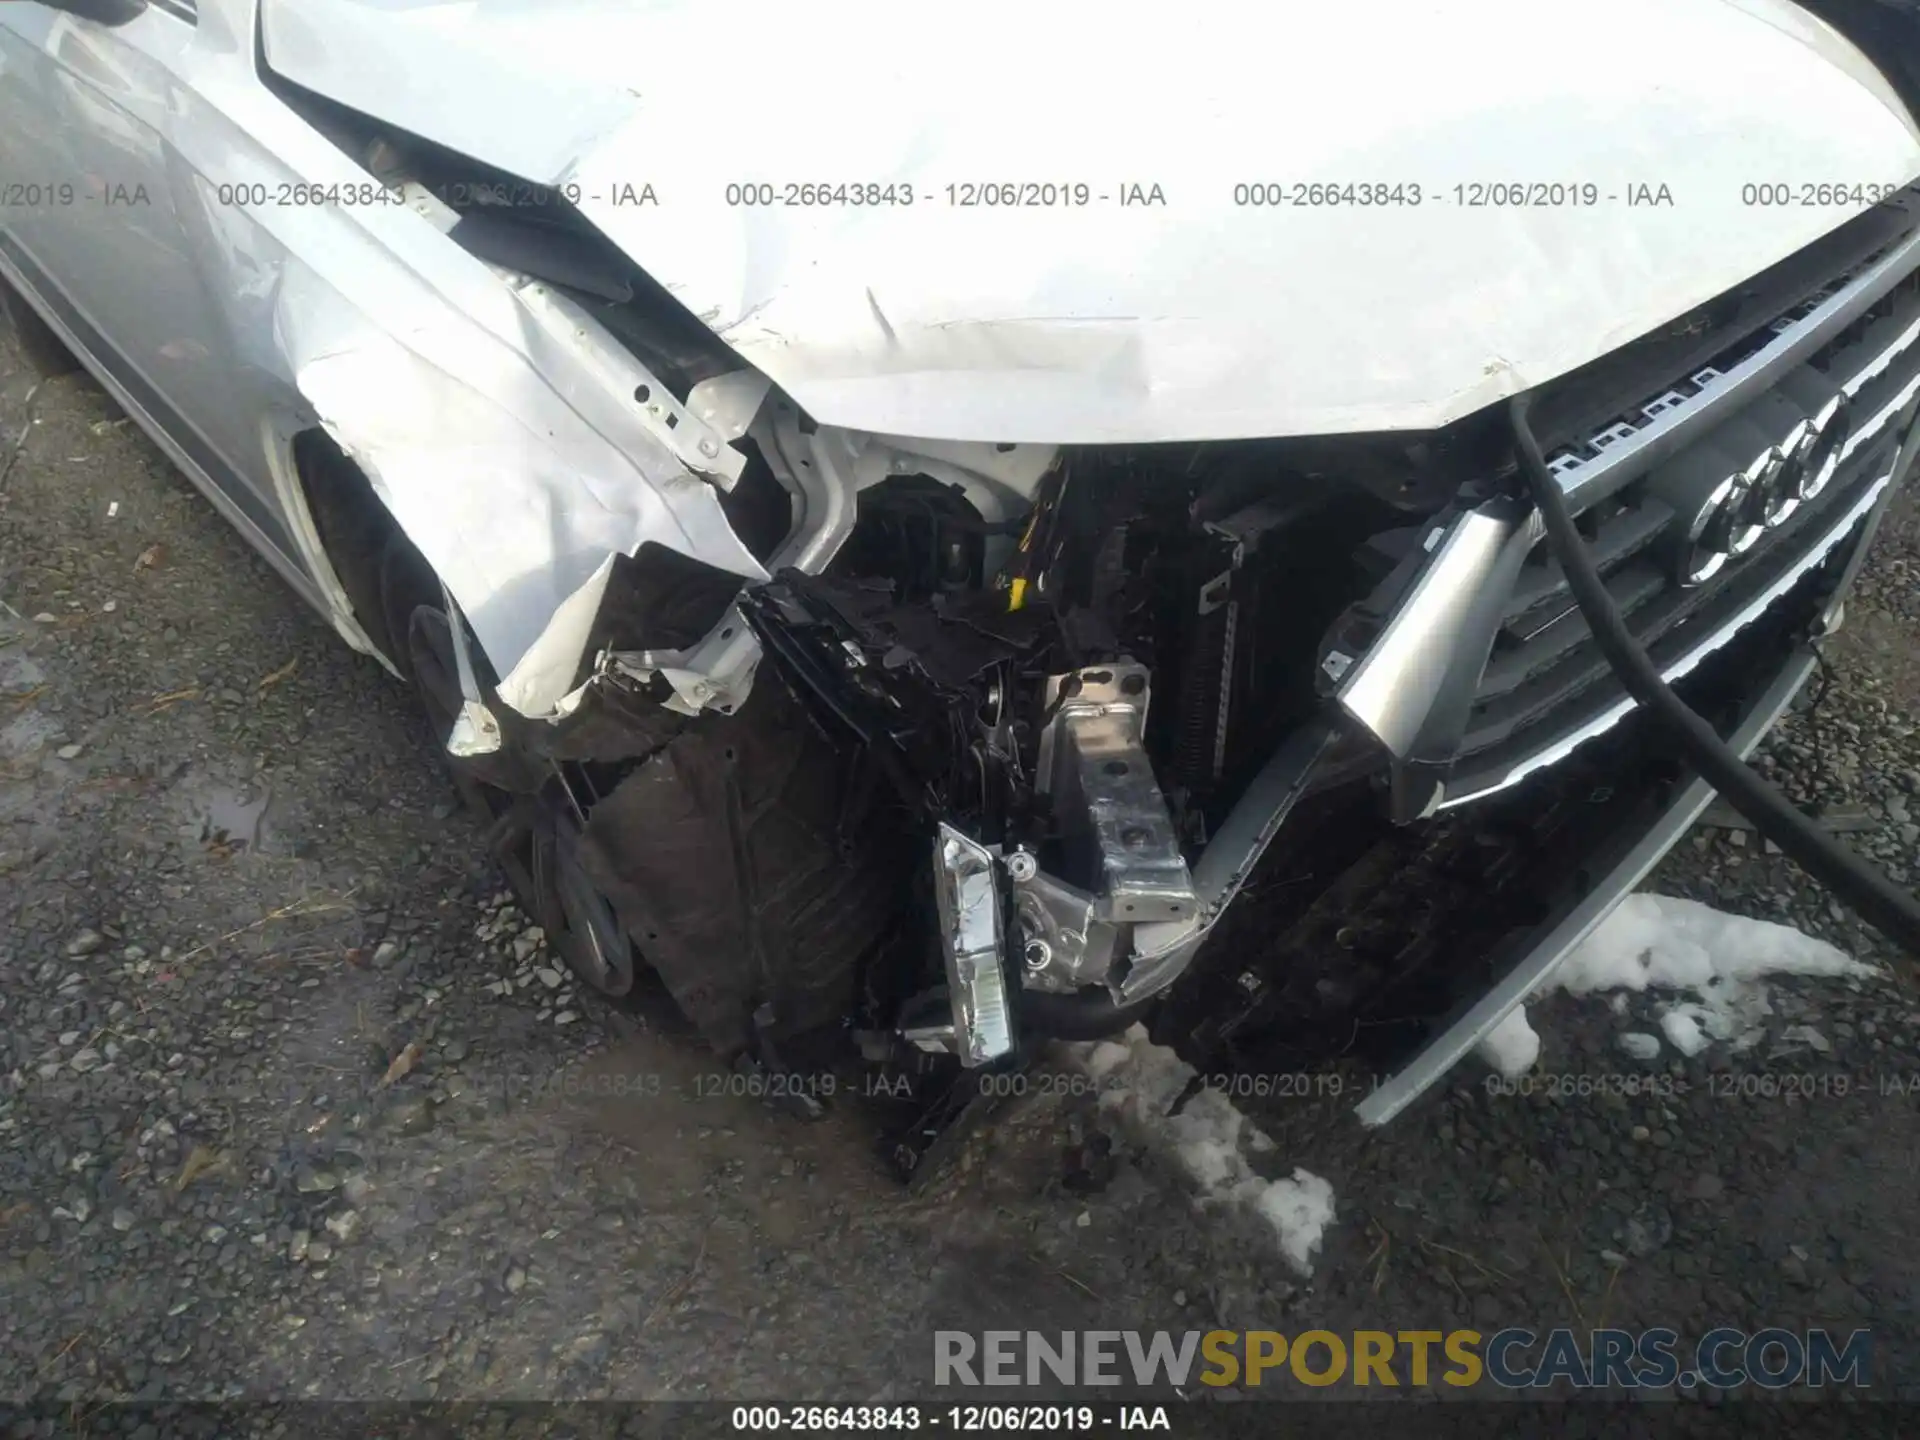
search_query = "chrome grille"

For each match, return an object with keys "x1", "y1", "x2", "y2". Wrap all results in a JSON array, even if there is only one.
[{"x1": 1444, "y1": 241, "x2": 1920, "y2": 808}]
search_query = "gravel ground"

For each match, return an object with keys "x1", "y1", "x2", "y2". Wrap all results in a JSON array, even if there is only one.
[{"x1": 1, "y1": 332, "x2": 1917, "y2": 1410}]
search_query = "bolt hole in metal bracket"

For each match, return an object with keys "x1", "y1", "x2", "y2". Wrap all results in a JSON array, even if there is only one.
[
  {"x1": 1034, "y1": 663, "x2": 1198, "y2": 927},
  {"x1": 1005, "y1": 848, "x2": 1119, "y2": 995}
]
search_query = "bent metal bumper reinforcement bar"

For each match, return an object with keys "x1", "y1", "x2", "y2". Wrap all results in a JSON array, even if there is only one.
[
  {"x1": 1353, "y1": 643, "x2": 1820, "y2": 1128},
  {"x1": 1126, "y1": 718, "x2": 1341, "y2": 992}
]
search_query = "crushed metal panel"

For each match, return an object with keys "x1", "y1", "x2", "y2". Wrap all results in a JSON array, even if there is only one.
[
  {"x1": 115, "y1": 46, "x2": 774, "y2": 722},
  {"x1": 184, "y1": 201, "x2": 766, "y2": 720},
  {"x1": 572, "y1": 0, "x2": 1920, "y2": 442}
]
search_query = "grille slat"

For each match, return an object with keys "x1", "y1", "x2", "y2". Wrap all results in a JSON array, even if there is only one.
[
  {"x1": 1443, "y1": 247, "x2": 1920, "y2": 808},
  {"x1": 1458, "y1": 426, "x2": 1905, "y2": 776},
  {"x1": 1840, "y1": 325, "x2": 1920, "y2": 467},
  {"x1": 1500, "y1": 498, "x2": 1677, "y2": 641},
  {"x1": 1481, "y1": 564, "x2": 1667, "y2": 699}
]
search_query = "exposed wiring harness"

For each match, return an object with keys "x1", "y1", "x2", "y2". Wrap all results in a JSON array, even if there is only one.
[{"x1": 1508, "y1": 394, "x2": 1920, "y2": 955}]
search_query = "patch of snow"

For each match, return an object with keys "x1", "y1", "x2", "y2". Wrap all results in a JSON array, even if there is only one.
[
  {"x1": 1074, "y1": 1026, "x2": 1334, "y2": 1273},
  {"x1": 1558, "y1": 893, "x2": 1866, "y2": 994},
  {"x1": 1552, "y1": 892, "x2": 1876, "y2": 1054},
  {"x1": 1659, "y1": 1007, "x2": 1710, "y2": 1057},
  {"x1": 1475, "y1": 1005, "x2": 1540, "y2": 1078},
  {"x1": 1255, "y1": 1171, "x2": 1338, "y2": 1273},
  {"x1": 1617, "y1": 1032, "x2": 1662, "y2": 1061}
]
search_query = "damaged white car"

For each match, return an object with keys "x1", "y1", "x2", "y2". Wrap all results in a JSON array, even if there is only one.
[{"x1": 5, "y1": 0, "x2": 1920, "y2": 1169}]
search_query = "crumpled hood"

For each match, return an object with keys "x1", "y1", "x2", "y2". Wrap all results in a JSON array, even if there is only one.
[{"x1": 262, "y1": 0, "x2": 1920, "y2": 444}]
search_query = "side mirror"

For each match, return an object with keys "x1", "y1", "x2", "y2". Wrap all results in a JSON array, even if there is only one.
[{"x1": 37, "y1": 0, "x2": 149, "y2": 25}]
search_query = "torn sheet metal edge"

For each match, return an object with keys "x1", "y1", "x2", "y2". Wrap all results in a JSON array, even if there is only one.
[
  {"x1": 601, "y1": 599, "x2": 763, "y2": 718},
  {"x1": 656, "y1": 642, "x2": 760, "y2": 716},
  {"x1": 494, "y1": 555, "x2": 619, "y2": 719},
  {"x1": 448, "y1": 700, "x2": 504, "y2": 757},
  {"x1": 932, "y1": 824, "x2": 1015, "y2": 1067},
  {"x1": 440, "y1": 583, "x2": 504, "y2": 758},
  {"x1": 55, "y1": 3, "x2": 771, "y2": 726},
  {"x1": 595, "y1": 411, "x2": 953, "y2": 722},
  {"x1": 591, "y1": 408, "x2": 901, "y2": 720},
  {"x1": 205, "y1": 152, "x2": 763, "y2": 715},
  {"x1": 496, "y1": 390, "x2": 1060, "y2": 721},
  {"x1": 284, "y1": 281, "x2": 765, "y2": 718}
]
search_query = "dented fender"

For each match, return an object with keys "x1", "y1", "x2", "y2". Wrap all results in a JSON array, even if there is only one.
[
  {"x1": 221, "y1": 221, "x2": 768, "y2": 718},
  {"x1": 1, "y1": 0, "x2": 773, "y2": 721}
]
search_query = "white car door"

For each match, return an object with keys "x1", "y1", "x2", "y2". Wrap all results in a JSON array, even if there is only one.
[{"x1": 0, "y1": 0, "x2": 306, "y2": 564}]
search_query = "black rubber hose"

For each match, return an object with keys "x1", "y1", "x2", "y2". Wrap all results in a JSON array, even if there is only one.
[
  {"x1": 1018, "y1": 985, "x2": 1159, "y2": 1041},
  {"x1": 1509, "y1": 395, "x2": 1920, "y2": 955}
]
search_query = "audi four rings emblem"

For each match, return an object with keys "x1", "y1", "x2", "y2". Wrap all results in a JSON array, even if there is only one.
[{"x1": 1670, "y1": 391, "x2": 1852, "y2": 586}]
